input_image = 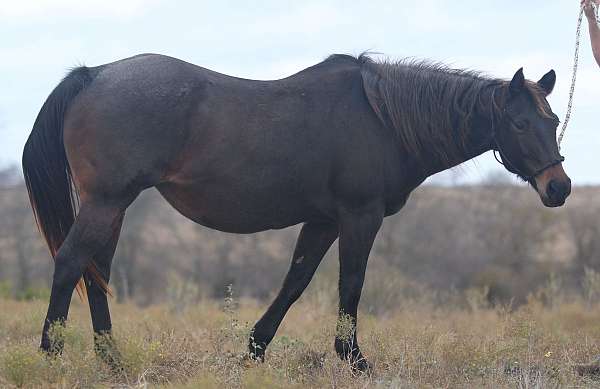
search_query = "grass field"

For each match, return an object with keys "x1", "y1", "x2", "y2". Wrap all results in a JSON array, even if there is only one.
[{"x1": 2, "y1": 294, "x2": 600, "y2": 388}]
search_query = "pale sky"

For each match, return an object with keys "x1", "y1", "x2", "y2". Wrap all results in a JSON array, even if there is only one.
[{"x1": 0, "y1": 0, "x2": 598, "y2": 184}]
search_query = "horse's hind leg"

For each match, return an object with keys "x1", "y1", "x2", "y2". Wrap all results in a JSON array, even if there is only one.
[
  {"x1": 84, "y1": 213, "x2": 124, "y2": 366},
  {"x1": 249, "y1": 222, "x2": 338, "y2": 360},
  {"x1": 40, "y1": 201, "x2": 126, "y2": 353}
]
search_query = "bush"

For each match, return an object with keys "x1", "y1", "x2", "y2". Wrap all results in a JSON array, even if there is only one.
[{"x1": 0, "y1": 344, "x2": 45, "y2": 387}]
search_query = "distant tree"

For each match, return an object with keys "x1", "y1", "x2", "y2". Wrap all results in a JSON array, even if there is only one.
[
  {"x1": 481, "y1": 169, "x2": 514, "y2": 186},
  {"x1": 0, "y1": 165, "x2": 21, "y2": 187},
  {"x1": 0, "y1": 185, "x2": 47, "y2": 297},
  {"x1": 566, "y1": 202, "x2": 600, "y2": 275},
  {"x1": 112, "y1": 190, "x2": 158, "y2": 302}
]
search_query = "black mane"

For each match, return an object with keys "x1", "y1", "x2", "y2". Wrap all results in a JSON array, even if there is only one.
[
  {"x1": 357, "y1": 54, "x2": 505, "y2": 166},
  {"x1": 320, "y1": 54, "x2": 551, "y2": 169}
]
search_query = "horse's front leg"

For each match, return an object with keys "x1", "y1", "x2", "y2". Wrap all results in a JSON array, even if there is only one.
[
  {"x1": 250, "y1": 222, "x2": 338, "y2": 360},
  {"x1": 335, "y1": 204, "x2": 383, "y2": 373}
]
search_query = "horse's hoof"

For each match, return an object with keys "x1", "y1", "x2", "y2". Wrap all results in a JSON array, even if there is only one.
[
  {"x1": 574, "y1": 355, "x2": 600, "y2": 378},
  {"x1": 350, "y1": 356, "x2": 373, "y2": 375},
  {"x1": 334, "y1": 339, "x2": 372, "y2": 374},
  {"x1": 98, "y1": 350, "x2": 124, "y2": 373},
  {"x1": 94, "y1": 337, "x2": 124, "y2": 373},
  {"x1": 40, "y1": 339, "x2": 63, "y2": 357},
  {"x1": 248, "y1": 339, "x2": 267, "y2": 362},
  {"x1": 40, "y1": 347, "x2": 61, "y2": 358}
]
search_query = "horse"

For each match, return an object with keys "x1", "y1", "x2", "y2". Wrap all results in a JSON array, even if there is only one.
[{"x1": 22, "y1": 53, "x2": 571, "y2": 372}]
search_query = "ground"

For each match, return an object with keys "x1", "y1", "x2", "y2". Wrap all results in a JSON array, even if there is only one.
[{"x1": 1, "y1": 296, "x2": 600, "y2": 388}]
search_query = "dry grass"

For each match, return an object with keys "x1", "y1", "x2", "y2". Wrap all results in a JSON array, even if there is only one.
[{"x1": 1, "y1": 295, "x2": 600, "y2": 388}]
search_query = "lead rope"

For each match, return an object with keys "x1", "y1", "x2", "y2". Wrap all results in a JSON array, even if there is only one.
[{"x1": 558, "y1": 4, "x2": 592, "y2": 150}]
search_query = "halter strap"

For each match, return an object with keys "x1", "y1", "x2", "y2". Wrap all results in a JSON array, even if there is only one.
[{"x1": 493, "y1": 145, "x2": 564, "y2": 181}]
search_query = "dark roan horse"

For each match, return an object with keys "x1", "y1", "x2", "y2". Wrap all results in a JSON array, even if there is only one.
[{"x1": 23, "y1": 53, "x2": 571, "y2": 372}]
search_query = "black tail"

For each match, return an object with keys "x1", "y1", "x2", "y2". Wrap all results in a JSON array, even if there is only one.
[{"x1": 22, "y1": 66, "x2": 107, "y2": 297}]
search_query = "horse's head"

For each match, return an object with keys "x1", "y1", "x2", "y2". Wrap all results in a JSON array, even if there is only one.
[{"x1": 494, "y1": 68, "x2": 571, "y2": 207}]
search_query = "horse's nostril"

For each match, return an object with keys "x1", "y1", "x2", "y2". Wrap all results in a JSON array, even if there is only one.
[
  {"x1": 546, "y1": 180, "x2": 557, "y2": 197},
  {"x1": 547, "y1": 180, "x2": 559, "y2": 198},
  {"x1": 547, "y1": 179, "x2": 570, "y2": 201}
]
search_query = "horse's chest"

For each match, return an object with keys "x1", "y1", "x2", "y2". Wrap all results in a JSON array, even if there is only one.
[
  {"x1": 383, "y1": 177, "x2": 423, "y2": 216},
  {"x1": 384, "y1": 195, "x2": 408, "y2": 216}
]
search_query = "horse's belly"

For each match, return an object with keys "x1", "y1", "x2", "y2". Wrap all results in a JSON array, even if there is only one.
[{"x1": 156, "y1": 181, "x2": 315, "y2": 234}]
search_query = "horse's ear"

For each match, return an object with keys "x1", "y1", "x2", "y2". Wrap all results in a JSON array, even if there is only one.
[
  {"x1": 537, "y1": 69, "x2": 556, "y2": 95},
  {"x1": 509, "y1": 68, "x2": 525, "y2": 96}
]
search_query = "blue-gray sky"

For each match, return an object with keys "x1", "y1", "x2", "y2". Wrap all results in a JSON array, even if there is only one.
[{"x1": 1, "y1": 1, "x2": 597, "y2": 184}]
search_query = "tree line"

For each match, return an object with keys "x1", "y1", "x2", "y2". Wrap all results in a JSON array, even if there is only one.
[{"x1": 1, "y1": 166, "x2": 599, "y2": 312}]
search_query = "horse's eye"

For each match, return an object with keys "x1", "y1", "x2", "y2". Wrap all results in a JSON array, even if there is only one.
[{"x1": 513, "y1": 120, "x2": 527, "y2": 130}]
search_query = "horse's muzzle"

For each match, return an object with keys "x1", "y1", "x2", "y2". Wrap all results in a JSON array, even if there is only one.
[{"x1": 534, "y1": 163, "x2": 571, "y2": 207}]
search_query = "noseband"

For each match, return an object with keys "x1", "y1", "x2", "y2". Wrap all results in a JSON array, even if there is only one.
[
  {"x1": 489, "y1": 90, "x2": 565, "y2": 182},
  {"x1": 492, "y1": 146, "x2": 564, "y2": 182}
]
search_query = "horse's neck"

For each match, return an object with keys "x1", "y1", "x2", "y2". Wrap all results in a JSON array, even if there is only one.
[{"x1": 421, "y1": 104, "x2": 495, "y2": 177}]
